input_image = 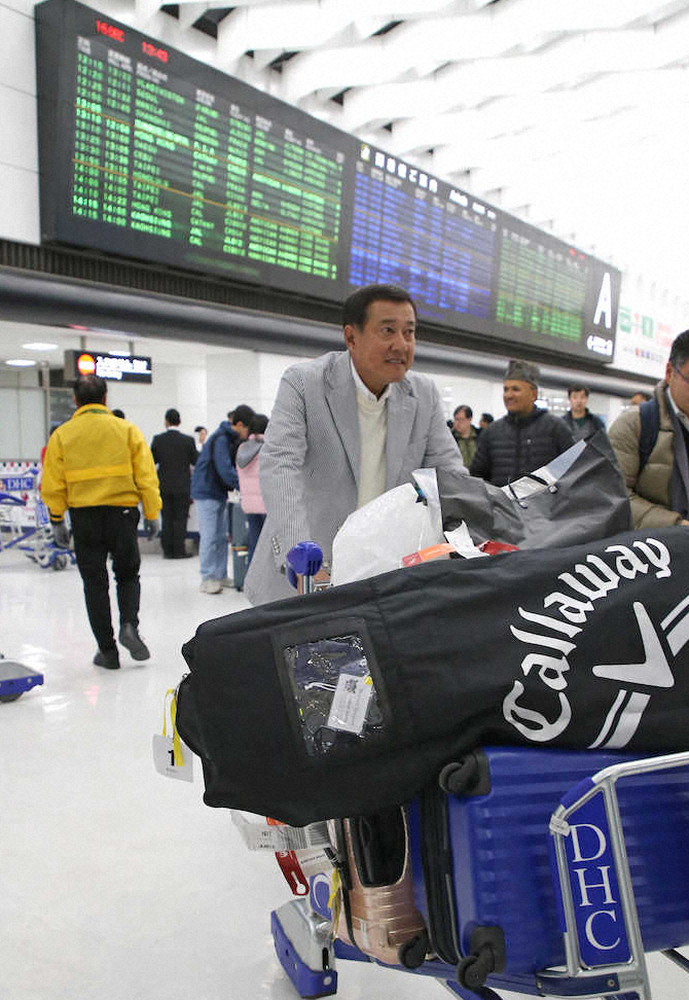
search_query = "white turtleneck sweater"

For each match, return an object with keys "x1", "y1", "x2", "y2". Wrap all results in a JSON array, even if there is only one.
[{"x1": 350, "y1": 358, "x2": 391, "y2": 509}]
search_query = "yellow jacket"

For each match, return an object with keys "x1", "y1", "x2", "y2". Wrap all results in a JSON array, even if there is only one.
[{"x1": 42, "y1": 405, "x2": 162, "y2": 520}]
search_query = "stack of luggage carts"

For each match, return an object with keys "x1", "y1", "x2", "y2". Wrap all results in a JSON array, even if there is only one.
[{"x1": 176, "y1": 522, "x2": 689, "y2": 1000}]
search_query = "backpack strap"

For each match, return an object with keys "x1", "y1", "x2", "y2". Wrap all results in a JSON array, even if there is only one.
[{"x1": 638, "y1": 398, "x2": 660, "y2": 473}]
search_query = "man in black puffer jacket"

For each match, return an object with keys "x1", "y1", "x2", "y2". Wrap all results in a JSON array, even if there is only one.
[{"x1": 470, "y1": 359, "x2": 574, "y2": 486}]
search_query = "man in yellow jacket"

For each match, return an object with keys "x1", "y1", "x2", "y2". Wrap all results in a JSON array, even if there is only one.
[{"x1": 42, "y1": 374, "x2": 162, "y2": 669}]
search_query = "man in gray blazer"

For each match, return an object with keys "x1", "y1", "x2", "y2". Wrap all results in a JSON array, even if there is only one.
[{"x1": 245, "y1": 283, "x2": 468, "y2": 605}]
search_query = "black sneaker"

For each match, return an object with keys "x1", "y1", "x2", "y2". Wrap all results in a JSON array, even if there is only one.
[
  {"x1": 118, "y1": 623, "x2": 151, "y2": 661},
  {"x1": 94, "y1": 647, "x2": 120, "y2": 670}
]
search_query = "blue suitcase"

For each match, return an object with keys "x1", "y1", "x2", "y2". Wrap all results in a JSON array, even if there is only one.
[
  {"x1": 408, "y1": 746, "x2": 689, "y2": 997},
  {"x1": 272, "y1": 746, "x2": 689, "y2": 1000}
]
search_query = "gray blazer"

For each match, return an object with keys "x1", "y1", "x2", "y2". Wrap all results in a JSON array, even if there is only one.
[{"x1": 245, "y1": 351, "x2": 467, "y2": 605}]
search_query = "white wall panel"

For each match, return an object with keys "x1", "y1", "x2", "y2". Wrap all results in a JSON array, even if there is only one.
[
  {"x1": 257, "y1": 350, "x2": 312, "y2": 418},
  {"x1": 173, "y1": 364, "x2": 206, "y2": 438},
  {"x1": 0, "y1": 387, "x2": 22, "y2": 458},
  {"x1": 2, "y1": 0, "x2": 39, "y2": 17},
  {"x1": 205, "y1": 350, "x2": 261, "y2": 430},
  {"x1": 0, "y1": 386, "x2": 44, "y2": 459},
  {"x1": 0, "y1": 4, "x2": 40, "y2": 243},
  {"x1": 0, "y1": 5, "x2": 36, "y2": 94},
  {"x1": 0, "y1": 86, "x2": 38, "y2": 171},
  {"x1": 0, "y1": 162, "x2": 40, "y2": 243},
  {"x1": 18, "y1": 386, "x2": 44, "y2": 457}
]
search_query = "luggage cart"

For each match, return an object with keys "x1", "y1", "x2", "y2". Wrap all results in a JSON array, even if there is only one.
[
  {"x1": 0, "y1": 463, "x2": 74, "y2": 570},
  {"x1": 0, "y1": 654, "x2": 44, "y2": 702},
  {"x1": 269, "y1": 544, "x2": 689, "y2": 1000}
]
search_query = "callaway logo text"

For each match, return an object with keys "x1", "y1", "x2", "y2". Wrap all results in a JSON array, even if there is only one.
[{"x1": 502, "y1": 537, "x2": 684, "y2": 747}]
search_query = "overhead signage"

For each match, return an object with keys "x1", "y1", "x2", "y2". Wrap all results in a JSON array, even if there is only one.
[
  {"x1": 37, "y1": 0, "x2": 621, "y2": 363},
  {"x1": 63, "y1": 349, "x2": 152, "y2": 383}
]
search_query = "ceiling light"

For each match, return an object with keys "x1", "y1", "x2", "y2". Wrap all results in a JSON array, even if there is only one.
[
  {"x1": 6, "y1": 359, "x2": 37, "y2": 367},
  {"x1": 22, "y1": 342, "x2": 59, "y2": 351}
]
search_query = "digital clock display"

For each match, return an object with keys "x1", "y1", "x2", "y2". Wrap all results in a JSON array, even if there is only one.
[{"x1": 35, "y1": 0, "x2": 620, "y2": 362}]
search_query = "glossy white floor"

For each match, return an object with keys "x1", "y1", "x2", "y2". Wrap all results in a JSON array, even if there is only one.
[{"x1": 2, "y1": 547, "x2": 687, "y2": 1000}]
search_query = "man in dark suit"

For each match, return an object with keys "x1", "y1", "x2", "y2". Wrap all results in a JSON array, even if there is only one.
[{"x1": 151, "y1": 408, "x2": 198, "y2": 559}]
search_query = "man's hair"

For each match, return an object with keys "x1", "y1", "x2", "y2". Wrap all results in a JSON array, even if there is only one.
[
  {"x1": 454, "y1": 405, "x2": 472, "y2": 419},
  {"x1": 342, "y1": 284, "x2": 417, "y2": 328},
  {"x1": 480, "y1": 412, "x2": 494, "y2": 424},
  {"x1": 669, "y1": 330, "x2": 689, "y2": 371},
  {"x1": 194, "y1": 425, "x2": 206, "y2": 433},
  {"x1": 165, "y1": 408, "x2": 181, "y2": 425},
  {"x1": 74, "y1": 375, "x2": 107, "y2": 406},
  {"x1": 230, "y1": 404, "x2": 255, "y2": 427},
  {"x1": 251, "y1": 413, "x2": 269, "y2": 435},
  {"x1": 567, "y1": 385, "x2": 589, "y2": 398}
]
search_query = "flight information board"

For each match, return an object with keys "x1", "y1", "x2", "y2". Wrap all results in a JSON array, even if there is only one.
[
  {"x1": 349, "y1": 143, "x2": 497, "y2": 336},
  {"x1": 35, "y1": 0, "x2": 620, "y2": 363},
  {"x1": 37, "y1": 0, "x2": 353, "y2": 300}
]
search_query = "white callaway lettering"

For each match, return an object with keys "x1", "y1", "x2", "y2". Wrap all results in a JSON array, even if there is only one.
[{"x1": 503, "y1": 538, "x2": 674, "y2": 744}]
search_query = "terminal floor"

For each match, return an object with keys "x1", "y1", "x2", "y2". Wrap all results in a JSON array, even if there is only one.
[{"x1": 1, "y1": 547, "x2": 687, "y2": 1000}]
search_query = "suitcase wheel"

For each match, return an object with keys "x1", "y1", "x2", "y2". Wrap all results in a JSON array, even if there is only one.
[
  {"x1": 439, "y1": 756, "x2": 481, "y2": 796},
  {"x1": 456, "y1": 950, "x2": 494, "y2": 990},
  {"x1": 456, "y1": 926, "x2": 505, "y2": 990},
  {"x1": 397, "y1": 930, "x2": 429, "y2": 969}
]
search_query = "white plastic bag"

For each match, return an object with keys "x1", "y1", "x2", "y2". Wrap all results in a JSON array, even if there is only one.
[{"x1": 330, "y1": 470, "x2": 444, "y2": 586}]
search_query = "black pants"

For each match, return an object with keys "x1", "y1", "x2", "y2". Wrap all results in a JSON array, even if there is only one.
[
  {"x1": 160, "y1": 491, "x2": 190, "y2": 558},
  {"x1": 70, "y1": 506, "x2": 141, "y2": 651}
]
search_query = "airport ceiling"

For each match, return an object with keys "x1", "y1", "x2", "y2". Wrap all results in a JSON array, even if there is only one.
[{"x1": 77, "y1": 0, "x2": 689, "y2": 304}]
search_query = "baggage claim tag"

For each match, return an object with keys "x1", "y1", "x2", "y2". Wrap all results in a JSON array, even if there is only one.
[
  {"x1": 327, "y1": 673, "x2": 373, "y2": 736},
  {"x1": 152, "y1": 688, "x2": 194, "y2": 782}
]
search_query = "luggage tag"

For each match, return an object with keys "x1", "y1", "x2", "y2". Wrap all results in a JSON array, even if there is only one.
[
  {"x1": 267, "y1": 817, "x2": 310, "y2": 896},
  {"x1": 152, "y1": 688, "x2": 194, "y2": 782},
  {"x1": 327, "y1": 673, "x2": 373, "y2": 736},
  {"x1": 231, "y1": 813, "x2": 333, "y2": 894}
]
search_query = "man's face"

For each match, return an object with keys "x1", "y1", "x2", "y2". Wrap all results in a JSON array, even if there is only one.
[
  {"x1": 232, "y1": 420, "x2": 251, "y2": 441},
  {"x1": 504, "y1": 379, "x2": 537, "y2": 417},
  {"x1": 453, "y1": 410, "x2": 471, "y2": 436},
  {"x1": 344, "y1": 299, "x2": 416, "y2": 397},
  {"x1": 666, "y1": 359, "x2": 689, "y2": 418},
  {"x1": 569, "y1": 389, "x2": 588, "y2": 418}
]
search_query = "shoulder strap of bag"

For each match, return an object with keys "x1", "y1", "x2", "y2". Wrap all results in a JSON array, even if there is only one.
[{"x1": 638, "y1": 398, "x2": 660, "y2": 473}]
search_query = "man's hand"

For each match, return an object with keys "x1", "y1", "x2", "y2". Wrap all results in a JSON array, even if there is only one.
[
  {"x1": 143, "y1": 518, "x2": 159, "y2": 539},
  {"x1": 52, "y1": 520, "x2": 70, "y2": 549}
]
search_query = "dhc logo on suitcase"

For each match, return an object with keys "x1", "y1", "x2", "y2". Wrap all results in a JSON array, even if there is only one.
[{"x1": 563, "y1": 791, "x2": 631, "y2": 968}]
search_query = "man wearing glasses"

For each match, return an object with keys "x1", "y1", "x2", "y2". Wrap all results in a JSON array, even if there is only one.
[{"x1": 609, "y1": 329, "x2": 689, "y2": 528}]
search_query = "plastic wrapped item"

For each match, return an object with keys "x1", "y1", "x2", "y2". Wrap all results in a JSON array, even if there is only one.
[
  {"x1": 282, "y1": 633, "x2": 384, "y2": 757},
  {"x1": 331, "y1": 470, "x2": 444, "y2": 586}
]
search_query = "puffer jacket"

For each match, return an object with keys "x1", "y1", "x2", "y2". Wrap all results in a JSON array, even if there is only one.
[
  {"x1": 469, "y1": 407, "x2": 574, "y2": 486},
  {"x1": 236, "y1": 435, "x2": 266, "y2": 514},
  {"x1": 41, "y1": 404, "x2": 161, "y2": 520},
  {"x1": 608, "y1": 381, "x2": 687, "y2": 528},
  {"x1": 191, "y1": 421, "x2": 239, "y2": 501}
]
